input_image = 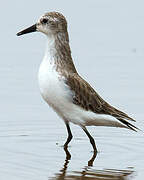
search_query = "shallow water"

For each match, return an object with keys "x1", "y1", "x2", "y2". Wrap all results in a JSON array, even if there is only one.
[{"x1": 0, "y1": 49, "x2": 144, "y2": 179}]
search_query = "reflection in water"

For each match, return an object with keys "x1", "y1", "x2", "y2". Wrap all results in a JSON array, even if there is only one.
[
  {"x1": 63, "y1": 146, "x2": 97, "y2": 167},
  {"x1": 50, "y1": 147, "x2": 134, "y2": 180}
]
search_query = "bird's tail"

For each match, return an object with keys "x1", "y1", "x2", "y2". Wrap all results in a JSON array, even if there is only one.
[{"x1": 118, "y1": 118, "x2": 141, "y2": 132}]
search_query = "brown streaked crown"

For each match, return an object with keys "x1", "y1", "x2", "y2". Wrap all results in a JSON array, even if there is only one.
[{"x1": 41, "y1": 12, "x2": 68, "y2": 32}]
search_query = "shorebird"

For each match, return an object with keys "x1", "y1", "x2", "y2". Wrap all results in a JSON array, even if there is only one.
[{"x1": 17, "y1": 12, "x2": 138, "y2": 153}]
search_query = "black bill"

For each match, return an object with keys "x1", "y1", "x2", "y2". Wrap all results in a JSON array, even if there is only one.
[{"x1": 17, "y1": 24, "x2": 37, "y2": 36}]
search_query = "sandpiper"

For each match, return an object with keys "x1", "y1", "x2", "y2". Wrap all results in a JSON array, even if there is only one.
[{"x1": 17, "y1": 12, "x2": 138, "y2": 153}]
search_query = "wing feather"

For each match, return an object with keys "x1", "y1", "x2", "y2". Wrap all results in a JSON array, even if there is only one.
[{"x1": 66, "y1": 73, "x2": 135, "y2": 123}]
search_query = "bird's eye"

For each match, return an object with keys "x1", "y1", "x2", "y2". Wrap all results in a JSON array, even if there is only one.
[{"x1": 42, "y1": 18, "x2": 48, "y2": 24}]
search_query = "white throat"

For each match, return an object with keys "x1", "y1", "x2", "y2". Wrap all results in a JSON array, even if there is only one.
[{"x1": 44, "y1": 35, "x2": 56, "y2": 63}]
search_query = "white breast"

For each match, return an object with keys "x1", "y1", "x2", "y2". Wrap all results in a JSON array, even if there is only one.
[
  {"x1": 38, "y1": 52, "x2": 87, "y2": 126},
  {"x1": 38, "y1": 37, "x2": 79, "y2": 124},
  {"x1": 38, "y1": 57, "x2": 74, "y2": 119}
]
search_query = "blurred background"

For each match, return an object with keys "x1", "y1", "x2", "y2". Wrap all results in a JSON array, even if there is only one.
[{"x1": 0, "y1": 0, "x2": 144, "y2": 180}]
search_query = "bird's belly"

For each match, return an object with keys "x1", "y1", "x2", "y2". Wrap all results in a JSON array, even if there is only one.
[{"x1": 38, "y1": 60, "x2": 77, "y2": 122}]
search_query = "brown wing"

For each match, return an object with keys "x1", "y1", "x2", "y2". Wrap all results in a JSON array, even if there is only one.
[{"x1": 66, "y1": 73, "x2": 135, "y2": 122}]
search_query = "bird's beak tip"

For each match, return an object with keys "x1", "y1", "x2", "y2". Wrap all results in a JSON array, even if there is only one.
[
  {"x1": 16, "y1": 24, "x2": 37, "y2": 37},
  {"x1": 16, "y1": 32, "x2": 22, "y2": 36}
]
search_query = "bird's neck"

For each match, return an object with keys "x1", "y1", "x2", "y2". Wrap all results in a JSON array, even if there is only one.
[{"x1": 44, "y1": 32, "x2": 77, "y2": 75}]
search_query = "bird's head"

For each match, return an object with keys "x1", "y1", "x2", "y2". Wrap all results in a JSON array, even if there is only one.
[{"x1": 17, "y1": 12, "x2": 68, "y2": 37}]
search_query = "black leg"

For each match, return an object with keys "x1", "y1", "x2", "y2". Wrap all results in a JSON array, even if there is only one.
[
  {"x1": 64, "y1": 122, "x2": 73, "y2": 148},
  {"x1": 63, "y1": 145, "x2": 71, "y2": 160},
  {"x1": 88, "y1": 151, "x2": 97, "y2": 166},
  {"x1": 82, "y1": 127, "x2": 97, "y2": 153}
]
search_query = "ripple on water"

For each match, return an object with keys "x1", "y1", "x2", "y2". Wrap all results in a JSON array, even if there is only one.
[{"x1": 49, "y1": 147, "x2": 135, "y2": 180}]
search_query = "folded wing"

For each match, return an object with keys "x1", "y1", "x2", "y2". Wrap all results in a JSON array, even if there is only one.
[{"x1": 66, "y1": 73, "x2": 138, "y2": 131}]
